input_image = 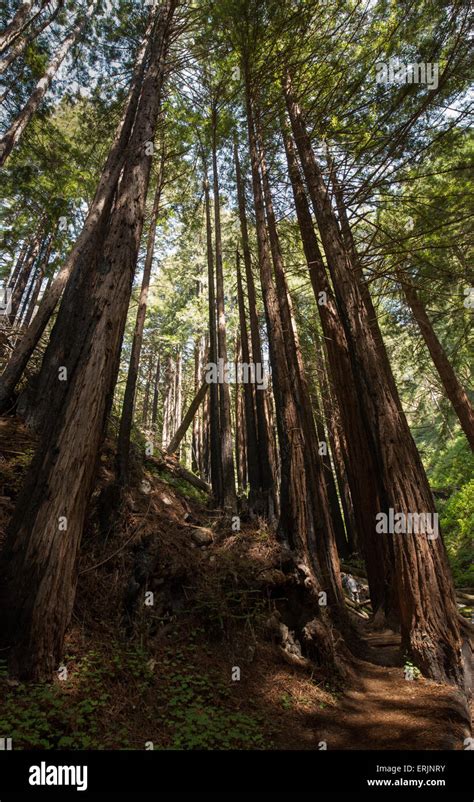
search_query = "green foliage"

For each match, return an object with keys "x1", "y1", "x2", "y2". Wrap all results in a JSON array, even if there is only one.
[
  {"x1": 157, "y1": 655, "x2": 267, "y2": 749},
  {"x1": 0, "y1": 654, "x2": 110, "y2": 750},
  {"x1": 440, "y1": 481, "x2": 474, "y2": 587}
]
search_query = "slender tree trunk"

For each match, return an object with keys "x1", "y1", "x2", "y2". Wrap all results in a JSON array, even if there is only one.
[
  {"x1": 0, "y1": 0, "x2": 98, "y2": 166},
  {"x1": 0, "y1": 21, "x2": 153, "y2": 412},
  {"x1": 284, "y1": 76, "x2": 467, "y2": 688},
  {"x1": 203, "y1": 175, "x2": 222, "y2": 503},
  {"x1": 8, "y1": 236, "x2": 41, "y2": 324},
  {"x1": 0, "y1": 1, "x2": 63, "y2": 75},
  {"x1": 19, "y1": 232, "x2": 54, "y2": 327},
  {"x1": 7, "y1": 240, "x2": 28, "y2": 288},
  {"x1": 0, "y1": 0, "x2": 178, "y2": 680},
  {"x1": 234, "y1": 334, "x2": 247, "y2": 493},
  {"x1": 233, "y1": 138, "x2": 277, "y2": 519},
  {"x1": 191, "y1": 334, "x2": 203, "y2": 474},
  {"x1": 21, "y1": 267, "x2": 44, "y2": 329},
  {"x1": 117, "y1": 156, "x2": 165, "y2": 482},
  {"x1": 142, "y1": 352, "x2": 153, "y2": 429},
  {"x1": 399, "y1": 271, "x2": 474, "y2": 448},
  {"x1": 236, "y1": 251, "x2": 261, "y2": 504},
  {"x1": 151, "y1": 353, "x2": 161, "y2": 429},
  {"x1": 211, "y1": 104, "x2": 236, "y2": 511}
]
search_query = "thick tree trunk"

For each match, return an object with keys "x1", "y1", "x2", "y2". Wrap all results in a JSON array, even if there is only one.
[
  {"x1": 399, "y1": 271, "x2": 474, "y2": 449},
  {"x1": 317, "y1": 341, "x2": 357, "y2": 554},
  {"x1": 244, "y1": 79, "x2": 342, "y2": 668},
  {"x1": 282, "y1": 117, "x2": 392, "y2": 614},
  {"x1": 284, "y1": 76, "x2": 467, "y2": 689},
  {"x1": 255, "y1": 111, "x2": 344, "y2": 612},
  {"x1": 0, "y1": 0, "x2": 178, "y2": 681},
  {"x1": 0, "y1": 22, "x2": 153, "y2": 412},
  {"x1": 0, "y1": 1, "x2": 98, "y2": 166},
  {"x1": 117, "y1": 159, "x2": 165, "y2": 482},
  {"x1": 233, "y1": 139, "x2": 277, "y2": 519},
  {"x1": 211, "y1": 104, "x2": 236, "y2": 511},
  {"x1": 203, "y1": 175, "x2": 222, "y2": 504}
]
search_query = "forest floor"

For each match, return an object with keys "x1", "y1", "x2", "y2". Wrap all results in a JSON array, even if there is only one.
[{"x1": 0, "y1": 416, "x2": 471, "y2": 751}]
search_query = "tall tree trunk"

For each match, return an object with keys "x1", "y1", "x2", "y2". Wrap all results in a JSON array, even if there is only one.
[
  {"x1": 255, "y1": 109, "x2": 343, "y2": 611},
  {"x1": 117, "y1": 156, "x2": 165, "y2": 482},
  {"x1": 284, "y1": 76, "x2": 467, "y2": 688},
  {"x1": 191, "y1": 335, "x2": 203, "y2": 474},
  {"x1": 141, "y1": 351, "x2": 153, "y2": 430},
  {"x1": 236, "y1": 251, "x2": 261, "y2": 505},
  {"x1": 282, "y1": 117, "x2": 392, "y2": 613},
  {"x1": 151, "y1": 353, "x2": 161, "y2": 430},
  {"x1": 173, "y1": 349, "x2": 182, "y2": 454},
  {"x1": 0, "y1": 0, "x2": 98, "y2": 166},
  {"x1": 203, "y1": 175, "x2": 222, "y2": 503},
  {"x1": 234, "y1": 334, "x2": 247, "y2": 493},
  {"x1": 233, "y1": 138, "x2": 277, "y2": 519},
  {"x1": 244, "y1": 66, "x2": 343, "y2": 664},
  {"x1": 0, "y1": 21, "x2": 154, "y2": 412},
  {"x1": 0, "y1": 0, "x2": 178, "y2": 681},
  {"x1": 399, "y1": 270, "x2": 474, "y2": 449},
  {"x1": 211, "y1": 103, "x2": 236, "y2": 511}
]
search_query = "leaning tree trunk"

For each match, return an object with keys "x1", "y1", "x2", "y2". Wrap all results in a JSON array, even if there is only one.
[
  {"x1": 166, "y1": 382, "x2": 208, "y2": 457},
  {"x1": 211, "y1": 104, "x2": 237, "y2": 511},
  {"x1": 0, "y1": 21, "x2": 153, "y2": 413},
  {"x1": 399, "y1": 269, "x2": 474, "y2": 449},
  {"x1": 0, "y1": 0, "x2": 98, "y2": 166},
  {"x1": 117, "y1": 154, "x2": 165, "y2": 483},
  {"x1": 284, "y1": 75, "x2": 468, "y2": 689},
  {"x1": 0, "y1": 0, "x2": 178, "y2": 681}
]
